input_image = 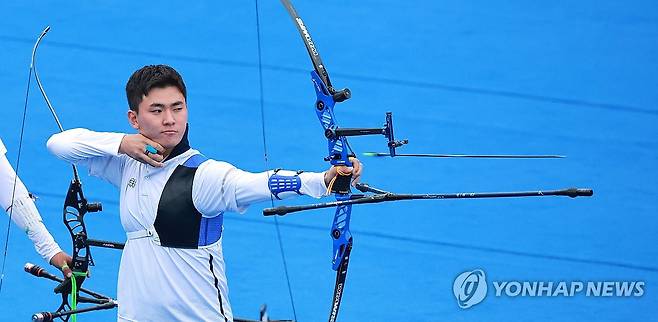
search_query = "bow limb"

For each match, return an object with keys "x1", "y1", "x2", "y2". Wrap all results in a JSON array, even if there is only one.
[{"x1": 0, "y1": 26, "x2": 44, "y2": 296}]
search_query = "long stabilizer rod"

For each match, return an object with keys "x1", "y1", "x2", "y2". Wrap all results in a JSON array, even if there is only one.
[
  {"x1": 363, "y1": 152, "x2": 565, "y2": 159},
  {"x1": 263, "y1": 183, "x2": 593, "y2": 216}
]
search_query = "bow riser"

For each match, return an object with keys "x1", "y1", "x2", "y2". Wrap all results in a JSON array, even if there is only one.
[
  {"x1": 64, "y1": 180, "x2": 95, "y2": 274},
  {"x1": 310, "y1": 70, "x2": 354, "y2": 272}
]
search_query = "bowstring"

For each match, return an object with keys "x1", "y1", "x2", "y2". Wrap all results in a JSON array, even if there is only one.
[
  {"x1": 0, "y1": 50, "x2": 34, "y2": 293},
  {"x1": 254, "y1": 1, "x2": 298, "y2": 320}
]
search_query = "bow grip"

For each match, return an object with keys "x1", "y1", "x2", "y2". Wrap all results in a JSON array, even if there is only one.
[{"x1": 331, "y1": 171, "x2": 352, "y2": 194}]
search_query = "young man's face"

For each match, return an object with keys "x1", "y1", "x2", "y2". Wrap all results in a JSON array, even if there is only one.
[{"x1": 128, "y1": 86, "x2": 188, "y2": 151}]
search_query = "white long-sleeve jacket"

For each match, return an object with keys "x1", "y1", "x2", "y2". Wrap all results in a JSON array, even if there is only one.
[
  {"x1": 47, "y1": 128, "x2": 327, "y2": 322},
  {"x1": 0, "y1": 138, "x2": 62, "y2": 264}
]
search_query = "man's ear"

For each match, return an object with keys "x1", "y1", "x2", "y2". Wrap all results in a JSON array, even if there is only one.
[{"x1": 127, "y1": 110, "x2": 139, "y2": 130}]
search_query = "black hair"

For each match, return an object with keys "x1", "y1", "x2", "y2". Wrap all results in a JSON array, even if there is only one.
[{"x1": 125, "y1": 64, "x2": 187, "y2": 113}]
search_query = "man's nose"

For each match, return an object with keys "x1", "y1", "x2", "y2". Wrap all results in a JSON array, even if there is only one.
[{"x1": 162, "y1": 109, "x2": 175, "y2": 125}]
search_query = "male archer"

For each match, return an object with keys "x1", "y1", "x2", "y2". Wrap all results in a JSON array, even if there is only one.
[{"x1": 47, "y1": 64, "x2": 361, "y2": 321}]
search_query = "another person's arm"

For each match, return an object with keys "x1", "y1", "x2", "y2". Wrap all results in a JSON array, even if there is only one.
[{"x1": 0, "y1": 141, "x2": 70, "y2": 275}]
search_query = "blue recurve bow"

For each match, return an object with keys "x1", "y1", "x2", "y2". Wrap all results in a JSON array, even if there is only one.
[
  {"x1": 263, "y1": 1, "x2": 407, "y2": 322},
  {"x1": 261, "y1": 2, "x2": 593, "y2": 322}
]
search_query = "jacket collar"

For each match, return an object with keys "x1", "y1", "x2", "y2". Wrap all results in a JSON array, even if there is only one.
[{"x1": 164, "y1": 124, "x2": 190, "y2": 162}]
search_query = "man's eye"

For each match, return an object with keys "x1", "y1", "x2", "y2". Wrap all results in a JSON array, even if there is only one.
[{"x1": 150, "y1": 109, "x2": 162, "y2": 114}]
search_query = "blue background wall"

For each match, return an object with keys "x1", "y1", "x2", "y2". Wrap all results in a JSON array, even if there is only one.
[{"x1": 0, "y1": 1, "x2": 656, "y2": 321}]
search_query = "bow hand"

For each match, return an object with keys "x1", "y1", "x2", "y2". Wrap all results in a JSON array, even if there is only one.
[
  {"x1": 324, "y1": 157, "x2": 363, "y2": 193},
  {"x1": 50, "y1": 251, "x2": 73, "y2": 279}
]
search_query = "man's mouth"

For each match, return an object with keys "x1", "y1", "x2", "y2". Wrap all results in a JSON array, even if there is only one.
[{"x1": 162, "y1": 130, "x2": 178, "y2": 135}]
